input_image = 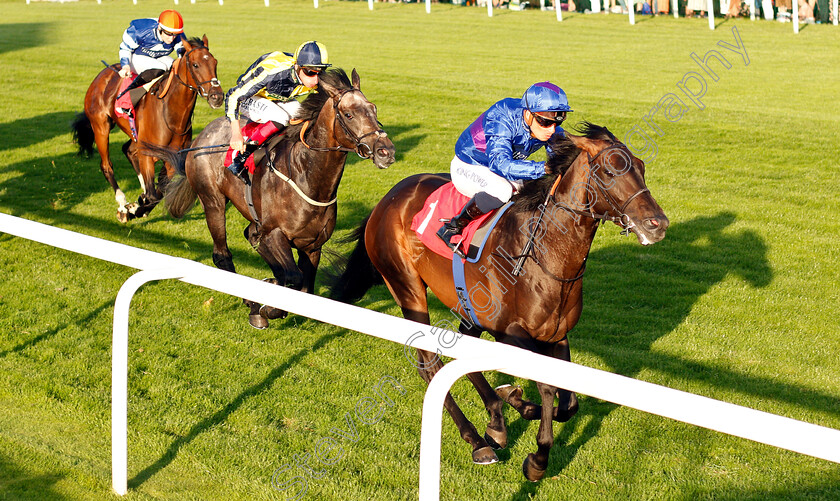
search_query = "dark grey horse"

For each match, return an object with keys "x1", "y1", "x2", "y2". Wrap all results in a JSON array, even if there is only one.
[{"x1": 146, "y1": 69, "x2": 395, "y2": 328}]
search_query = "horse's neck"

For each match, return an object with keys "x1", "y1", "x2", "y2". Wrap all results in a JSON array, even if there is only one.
[
  {"x1": 533, "y1": 153, "x2": 600, "y2": 271},
  {"x1": 161, "y1": 61, "x2": 197, "y2": 130},
  {"x1": 292, "y1": 103, "x2": 348, "y2": 198}
]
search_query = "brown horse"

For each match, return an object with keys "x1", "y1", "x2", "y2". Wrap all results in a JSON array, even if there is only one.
[
  {"x1": 146, "y1": 69, "x2": 395, "y2": 329},
  {"x1": 330, "y1": 123, "x2": 669, "y2": 481},
  {"x1": 72, "y1": 36, "x2": 224, "y2": 222}
]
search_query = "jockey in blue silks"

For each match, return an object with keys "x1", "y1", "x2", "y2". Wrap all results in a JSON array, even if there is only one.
[
  {"x1": 115, "y1": 10, "x2": 187, "y2": 115},
  {"x1": 437, "y1": 82, "x2": 574, "y2": 254}
]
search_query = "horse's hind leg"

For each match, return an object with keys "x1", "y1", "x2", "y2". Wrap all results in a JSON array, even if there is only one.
[
  {"x1": 460, "y1": 323, "x2": 508, "y2": 450},
  {"x1": 412, "y1": 346, "x2": 499, "y2": 465},
  {"x1": 90, "y1": 117, "x2": 129, "y2": 220},
  {"x1": 398, "y1": 305, "x2": 498, "y2": 465},
  {"x1": 254, "y1": 228, "x2": 302, "y2": 322}
]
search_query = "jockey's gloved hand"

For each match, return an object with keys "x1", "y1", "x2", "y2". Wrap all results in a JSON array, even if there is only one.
[{"x1": 118, "y1": 66, "x2": 131, "y2": 78}]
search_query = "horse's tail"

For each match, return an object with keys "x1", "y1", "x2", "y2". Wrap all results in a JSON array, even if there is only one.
[
  {"x1": 139, "y1": 142, "x2": 196, "y2": 218},
  {"x1": 327, "y1": 215, "x2": 383, "y2": 304},
  {"x1": 70, "y1": 112, "x2": 95, "y2": 157}
]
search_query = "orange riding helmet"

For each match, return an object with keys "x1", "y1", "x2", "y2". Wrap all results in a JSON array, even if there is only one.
[{"x1": 158, "y1": 10, "x2": 184, "y2": 34}]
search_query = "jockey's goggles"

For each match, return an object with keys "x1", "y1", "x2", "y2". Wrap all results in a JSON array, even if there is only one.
[
  {"x1": 158, "y1": 27, "x2": 177, "y2": 38},
  {"x1": 300, "y1": 67, "x2": 323, "y2": 77},
  {"x1": 532, "y1": 111, "x2": 566, "y2": 128}
]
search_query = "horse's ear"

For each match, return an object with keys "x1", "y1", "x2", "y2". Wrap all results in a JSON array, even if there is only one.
[
  {"x1": 351, "y1": 68, "x2": 361, "y2": 90},
  {"x1": 565, "y1": 132, "x2": 602, "y2": 156},
  {"x1": 202, "y1": 34, "x2": 209, "y2": 48},
  {"x1": 182, "y1": 38, "x2": 193, "y2": 52},
  {"x1": 319, "y1": 78, "x2": 341, "y2": 100}
]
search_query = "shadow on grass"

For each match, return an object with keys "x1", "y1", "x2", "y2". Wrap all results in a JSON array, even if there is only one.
[
  {"x1": 128, "y1": 331, "x2": 344, "y2": 489},
  {"x1": 0, "y1": 23, "x2": 53, "y2": 56},
  {"x1": 381, "y1": 122, "x2": 425, "y2": 163},
  {"x1": 0, "y1": 300, "x2": 112, "y2": 359},
  {"x1": 0, "y1": 148, "x2": 379, "y2": 288},
  {"x1": 0, "y1": 111, "x2": 79, "y2": 153},
  {"x1": 0, "y1": 453, "x2": 68, "y2": 501}
]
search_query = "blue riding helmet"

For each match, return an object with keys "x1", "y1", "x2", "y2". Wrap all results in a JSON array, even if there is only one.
[
  {"x1": 294, "y1": 41, "x2": 331, "y2": 69},
  {"x1": 521, "y1": 82, "x2": 573, "y2": 113}
]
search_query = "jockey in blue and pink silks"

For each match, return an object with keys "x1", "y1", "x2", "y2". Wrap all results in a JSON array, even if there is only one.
[{"x1": 437, "y1": 82, "x2": 574, "y2": 255}]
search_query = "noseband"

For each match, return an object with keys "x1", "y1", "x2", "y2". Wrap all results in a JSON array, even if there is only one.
[{"x1": 300, "y1": 88, "x2": 386, "y2": 159}]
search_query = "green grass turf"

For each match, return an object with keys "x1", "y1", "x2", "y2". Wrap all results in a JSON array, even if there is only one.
[{"x1": 1, "y1": 0, "x2": 839, "y2": 499}]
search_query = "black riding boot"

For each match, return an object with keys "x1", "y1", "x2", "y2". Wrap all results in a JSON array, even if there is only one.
[
  {"x1": 227, "y1": 142, "x2": 260, "y2": 185},
  {"x1": 116, "y1": 69, "x2": 166, "y2": 100},
  {"x1": 436, "y1": 196, "x2": 486, "y2": 257}
]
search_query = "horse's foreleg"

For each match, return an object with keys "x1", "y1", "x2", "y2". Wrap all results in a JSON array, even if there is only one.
[
  {"x1": 495, "y1": 336, "x2": 578, "y2": 423},
  {"x1": 550, "y1": 337, "x2": 579, "y2": 422},
  {"x1": 255, "y1": 228, "x2": 301, "y2": 322},
  {"x1": 522, "y1": 382, "x2": 557, "y2": 482},
  {"x1": 460, "y1": 323, "x2": 508, "y2": 450}
]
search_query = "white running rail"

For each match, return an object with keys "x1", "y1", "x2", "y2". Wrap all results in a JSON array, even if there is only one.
[{"x1": 1, "y1": 212, "x2": 839, "y2": 500}]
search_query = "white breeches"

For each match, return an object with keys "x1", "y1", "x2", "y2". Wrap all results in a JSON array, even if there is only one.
[
  {"x1": 239, "y1": 97, "x2": 301, "y2": 126},
  {"x1": 450, "y1": 155, "x2": 522, "y2": 202},
  {"x1": 127, "y1": 54, "x2": 174, "y2": 75}
]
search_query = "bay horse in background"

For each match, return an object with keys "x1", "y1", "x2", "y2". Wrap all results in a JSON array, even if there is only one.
[
  {"x1": 72, "y1": 36, "x2": 223, "y2": 222},
  {"x1": 145, "y1": 69, "x2": 395, "y2": 329},
  {"x1": 330, "y1": 123, "x2": 668, "y2": 481}
]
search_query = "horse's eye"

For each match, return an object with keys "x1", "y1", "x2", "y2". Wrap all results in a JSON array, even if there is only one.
[
  {"x1": 193, "y1": 63, "x2": 199, "y2": 68},
  {"x1": 344, "y1": 113, "x2": 352, "y2": 119}
]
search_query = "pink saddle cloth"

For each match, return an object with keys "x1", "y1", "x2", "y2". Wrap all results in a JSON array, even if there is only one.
[{"x1": 410, "y1": 182, "x2": 496, "y2": 260}]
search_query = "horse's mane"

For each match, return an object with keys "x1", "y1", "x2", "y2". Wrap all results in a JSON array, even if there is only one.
[
  {"x1": 282, "y1": 68, "x2": 352, "y2": 144},
  {"x1": 510, "y1": 121, "x2": 618, "y2": 212}
]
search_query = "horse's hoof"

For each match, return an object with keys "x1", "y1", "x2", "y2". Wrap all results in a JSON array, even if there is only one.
[
  {"x1": 484, "y1": 427, "x2": 508, "y2": 450},
  {"x1": 471, "y1": 446, "x2": 499, "y2": 465},
  {"x1": 116, "y1": 209, "x2": 130, "y2": 223},
  {"x1": 249, "y1": 314, "x2": 268, "y2": 329},
  {"x1": 522, "y1": 453, "x2": 546, "y2": 482},
  {"x1": 495, "y1": 384, "x2": 523, "y2": 403},
  {"x1": 260, "y1": 304, "x2": 288, "y2": 320}
]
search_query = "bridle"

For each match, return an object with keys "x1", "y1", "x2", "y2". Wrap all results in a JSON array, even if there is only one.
[
  {"x1": 511, "y1": 142, "x2": 648, "y2": 279},
  {"x1": 563, "y1": 143, "x2": 649, "y2": 236},
  {"x1": 173, "y1": 46, "x2": 222, "y2": 100},
  {"x1": 299, "y1": 88, "x2": 386, "y2": 159}
]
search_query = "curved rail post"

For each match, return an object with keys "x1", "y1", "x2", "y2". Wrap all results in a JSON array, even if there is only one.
[
  {"x1": 418, "y1": 358, "x2": 507, "y2": 501},
  {"x1": 112, "y1": 268, "x2": 185, "y2": 496}
]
